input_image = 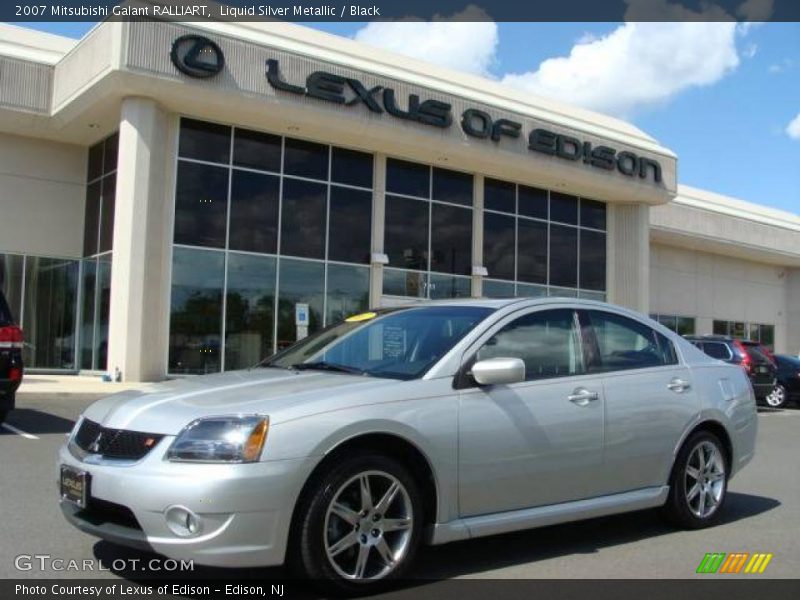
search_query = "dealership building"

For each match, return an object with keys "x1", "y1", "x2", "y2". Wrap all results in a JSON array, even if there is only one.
[{"x1": 1, "y1": 17, "x2": 799, "y2": 382}]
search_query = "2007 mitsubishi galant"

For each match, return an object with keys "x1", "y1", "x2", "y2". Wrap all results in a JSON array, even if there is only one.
[{"x1": 58, "y1": 298, "x2": 757, "y2": 592}]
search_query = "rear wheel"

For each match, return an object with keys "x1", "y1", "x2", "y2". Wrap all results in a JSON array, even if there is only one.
[
  {"x1": 664, "y1": 431, "x2": 728, "y2": 529},
  {"x1": 290, "y1": 454, "x2": 423, "y2": 594},
  {"x1": 765, "y1": 384, "x2": 788, "y2": 409},
  {"x1": 0, "y1": 409, "x2": 7, "y2": 425}
]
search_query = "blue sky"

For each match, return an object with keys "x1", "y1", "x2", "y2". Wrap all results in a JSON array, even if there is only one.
[{"x1": 16, "y1": 19, "x2": 800, "y2": 214}]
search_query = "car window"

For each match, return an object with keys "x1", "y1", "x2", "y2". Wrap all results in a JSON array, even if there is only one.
[
  {"x1": 476, "y1": 309, "x2": 583, "y2": 381},
  {"x1": 0, "y1": 292, "x2": 13, "y2": 326},
  {"x1": 702, "y1": 342, "x2": 731, "y2": 360},
  {"x1": 588, "y1": 311, "x2": 677, "y2": 372}
]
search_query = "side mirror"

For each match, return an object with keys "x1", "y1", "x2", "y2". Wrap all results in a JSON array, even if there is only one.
[{"x1": 471, "y1": 357, "x2": 526, "y2": 386}]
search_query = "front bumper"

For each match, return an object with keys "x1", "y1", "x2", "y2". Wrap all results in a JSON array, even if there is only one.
[{"x1": 57, "y1": 440, "x2": 317, "y2": 568}]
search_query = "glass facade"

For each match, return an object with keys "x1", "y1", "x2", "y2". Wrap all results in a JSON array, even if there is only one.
[
  {"x1": 650, "y1": 313, "x2": 696, "y2": 336},
  {"x1": 169, "y1": 119, "x2": 372, "y2": 374},
  {"x1": 2, "y1": 252, "x2": 81, "y2": 371},
  {"x1": 383, "y1": 159, "x2": 473, "y2": 299},
  {"x1": 713, "y1": 319, "x2": 775, "y2": 350},
  {"x1": 482, "y1": 178, "x2": 607, "y2": 300},
  {"x1": 167, "y1": 118, "x2": 611, "y2": 374},
  {"x1": 80, "y1": 133, "x2": 117, "y2": 371}
]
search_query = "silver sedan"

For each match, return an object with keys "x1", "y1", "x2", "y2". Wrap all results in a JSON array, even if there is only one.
[{"x1": 58, "y1": 298, "x2": 757, "y2": 592}]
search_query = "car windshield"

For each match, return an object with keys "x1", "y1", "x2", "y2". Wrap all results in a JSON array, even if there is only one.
[{"x1": 262, "y1": 306, "x2": 493, "y2": 380}]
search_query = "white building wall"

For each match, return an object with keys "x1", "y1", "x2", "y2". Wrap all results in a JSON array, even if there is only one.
[
  {"x1": 649, "y1": 243, "x2": 789, "y2": 352},
  {"x1": 0, "y1": 132, "x2": 85, "y2": 258}
]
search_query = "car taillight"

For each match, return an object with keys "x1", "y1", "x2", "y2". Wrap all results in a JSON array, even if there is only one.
[
  {"x1": 0, "y1": 325, "x2": 24, "y2": 349},
  {"x1": 733, "y1": 340, "x2": 751, "y2": 373},
  {"x1": 9, "y1": 367, "x2": 22, "y2": 382}
]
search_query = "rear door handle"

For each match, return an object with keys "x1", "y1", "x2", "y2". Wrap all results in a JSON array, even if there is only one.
[
  {"x1": 568, "y1": 388, "x2": 599, "y2": 406},
  {"x1": 667, "y1": 378, "x2": 691, "y2": 393}
]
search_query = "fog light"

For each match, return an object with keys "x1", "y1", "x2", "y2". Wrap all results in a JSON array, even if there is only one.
[{"x1": 165, "y1": 505, "x2": 202, "y2": 537}]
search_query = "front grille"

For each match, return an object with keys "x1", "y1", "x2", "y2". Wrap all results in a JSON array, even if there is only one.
[
  {"x1": 74, "y1": 418, "x2": 163, "y2": 460},
  {"x1": 77, "y1": 497, "x2": 142, "y2": 530}
]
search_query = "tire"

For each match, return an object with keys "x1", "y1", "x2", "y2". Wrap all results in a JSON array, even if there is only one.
[
  {"x1": 289, "y1": 454, "x2": 424, "y2": 594},
  {"x1": 765, "y1": 384, "x2": 788, "y2": 409},
  {"x1": 663, "y1": 430, "x2": 728, "y2": 529},
  {"x1": 0, "y1": 409, "x2": 7, "y2": 425}
]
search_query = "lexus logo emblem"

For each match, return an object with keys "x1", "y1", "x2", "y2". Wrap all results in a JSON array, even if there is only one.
[{"x1": 170, "y1": 35, "x2": 225, "y2": 78}]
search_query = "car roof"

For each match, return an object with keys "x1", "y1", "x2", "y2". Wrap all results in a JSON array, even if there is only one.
[{"x1": 386, "y1": 296, "x2": 624, "y2": 311}]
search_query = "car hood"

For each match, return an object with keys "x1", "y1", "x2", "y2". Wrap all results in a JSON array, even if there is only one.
[{"x1": 81, "y1": 368, "x2": 396, "y2": 435}]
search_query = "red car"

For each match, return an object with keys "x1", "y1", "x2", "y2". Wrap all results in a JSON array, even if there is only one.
[{"x1": 0, "y1": 290, "x2": 23, "y2": 424}]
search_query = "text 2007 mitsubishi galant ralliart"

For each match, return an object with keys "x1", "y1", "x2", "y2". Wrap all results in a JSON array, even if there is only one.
[{"x1": 59, "y1": 298, "x2": 757, "y2": 592}]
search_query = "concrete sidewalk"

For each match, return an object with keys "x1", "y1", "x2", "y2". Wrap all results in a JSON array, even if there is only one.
[{"x1": 18, "y1": 374, "x2": 157, "y2": 395}]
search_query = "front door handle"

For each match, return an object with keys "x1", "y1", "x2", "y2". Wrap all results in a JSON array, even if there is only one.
[
  {"x1": 667, "y1": 378, "x2": 691, "y2": 393},
  {"x1": 568, "y1": 388, "x2": 599, "y2": 406}
]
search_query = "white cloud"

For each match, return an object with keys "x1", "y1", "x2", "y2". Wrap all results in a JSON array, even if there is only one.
[
  {"x1": 787, "y1": 113, "x2": 800, "y2": 140},
  {"x1": 769, "y1": 59, "x2": 795, "y2": 74},
  {"x1": 496, "y1": 0, "x2": 765, "y2": 118},
  {"x1": 352, "y1": 5, "x2": 498, "y2": 77},
  {"x1": 500, "y1": 20, "x2": 742, "y2": 118},
  {"x1": 349, "y1": 0, "x2": 759, "y2": 119}
]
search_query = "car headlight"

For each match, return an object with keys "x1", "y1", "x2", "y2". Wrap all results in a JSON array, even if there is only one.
[{"x1": 166, "y1": 416, "x2": 269, "y2": 463}]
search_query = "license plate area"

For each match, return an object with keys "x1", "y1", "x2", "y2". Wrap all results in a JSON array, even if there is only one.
[{"x1": 60, "y1": 465, "x2": 89, "y2": 508}]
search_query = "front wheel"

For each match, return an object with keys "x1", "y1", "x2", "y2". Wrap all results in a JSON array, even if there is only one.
[
  {"x1": 663, "y1": 431, "x2": 728, "y2": 529},
  {"x1": 290, "y1": 454, "x2": 423, "y2": 594},
  {"x1": 765, "y1": 384, "x2": 788, "y2": 409}
]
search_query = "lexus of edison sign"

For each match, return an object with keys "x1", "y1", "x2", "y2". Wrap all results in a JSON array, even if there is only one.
[{"x1": 171, "y1": 36, "x2": 663, "y2": 185}]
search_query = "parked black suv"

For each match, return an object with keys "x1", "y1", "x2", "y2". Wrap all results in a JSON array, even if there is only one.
[
  {"x1": 684, "y1": 335, "x2": 777, "y2": 402},
  {"x1": 0, "y1": 290, "x2": 24, "y2": 424},
  {"x1": 766, "y1": 354, "x2": 800, "y2": 408}
]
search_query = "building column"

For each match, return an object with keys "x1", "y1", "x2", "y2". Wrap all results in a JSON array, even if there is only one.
[
  {"x1": 471, "y1": 174, "x2": 484, "y2": 298},
  {"x1": 107, "y1": 97, "x2": 176, "y2": 382},
  {"x1": 786, "y1": 269, "x2": 800, "y2": 356},
  {"x1": 607, "y1": 203, "x2": 650, "y2": 313},
  {"x1": 369, "y1": 154, "x2": 387, "y2": 308}
]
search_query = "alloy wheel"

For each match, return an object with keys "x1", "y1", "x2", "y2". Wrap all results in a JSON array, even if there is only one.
[
  {"x1": 323, "y1": 470, "x2": 414, "y2": 580},
  {"x1": 765, "y1": 385, "x2": 787, "y2": 408},
  {"x1": 684, "y1": 441, "x2": 726, "y2": 519}
]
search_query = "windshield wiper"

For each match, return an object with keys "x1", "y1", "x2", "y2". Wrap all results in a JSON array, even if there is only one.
[{"x1": 290, "y1": 361, "x2": 366, "y2": 375}]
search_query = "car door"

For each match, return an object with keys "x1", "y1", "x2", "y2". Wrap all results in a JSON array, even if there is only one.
[
  {"x1": 581, "y1": 309, "x2": 699, "y2": 495},
  {"x1": 457, "y1": 307, "x2": 605, "y2": 517}
]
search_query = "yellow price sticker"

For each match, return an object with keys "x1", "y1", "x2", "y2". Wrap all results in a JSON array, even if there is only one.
[{"x1": 345, "y1": 312, "x2": 377, "y2": 323}]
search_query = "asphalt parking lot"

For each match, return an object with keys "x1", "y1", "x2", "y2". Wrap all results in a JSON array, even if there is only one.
[{"x1": 1, "y1": 392, "x2": 798, "y2": 585}]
